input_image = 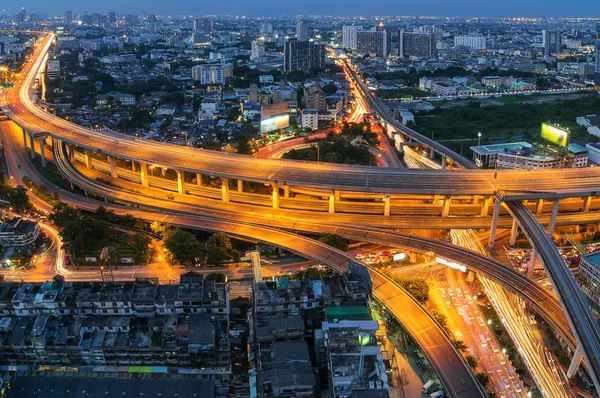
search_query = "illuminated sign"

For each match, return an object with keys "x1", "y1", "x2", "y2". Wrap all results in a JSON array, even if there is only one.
[
  {"x1": 260, "y1": 114, "x2": 290, "y2": 134},
  {"x1": 393, "y1": 253, "x2": 406, "y2": 262},
  {"x1": 358, "y1": 332, "x2": 371, "y2": 346},
  {"x1": 541, "y1": 123, "x2": 569, "y2": 147},
  {"x1": 436, "y1": 257, "x2": 467, "y2": 273}
]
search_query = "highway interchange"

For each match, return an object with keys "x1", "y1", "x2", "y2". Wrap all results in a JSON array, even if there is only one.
[{"x1": 2, "y1": 29, "x2": 600, "y2": 396}]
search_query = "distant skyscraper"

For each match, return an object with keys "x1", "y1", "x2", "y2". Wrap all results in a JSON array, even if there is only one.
[
  {"x1": 64, "y1": 11, "x2": 72, "y2": 25},
  {"x1": 542, "y1": 29, "x2": 562, "y2": 57},
  {"x1": 454, "y1": 35, "x2": 487, "y2": 51},
  {"x1": 296, "y1": 21, "x2": 309, "y2": 42},
  {"x1": 283, "y1": 38, "x2": 325, "y2": 72},
  {"x1": 259, "y1": 21, "x2": 274, "y2": 35},
  {"x1": 342, "y1": 26, "x2": 360, "y2": 50},
  {"x1": 416, "y1": 25, "x2": 443, "y2": 42},
  {"x1": 356, "y1": 30, "x2": 388, "y2": 57},
  {"x1": 399, "y1": 31, "x2": 435, "y2": 58},
  {"x1": 595, "y1": 22, "x2": 600, "y2": 73},
  {"x1": 194, "y1": 19, "x2": 213, "y2": 34},
  {"x1": 15, "y1": 7, "x2": 26, "y2": 24},
  {"x1": 108, "y1": 12, "x2": 116, "y2": 24},
  {"x1": 193, "y1": 18, "x2": 200, "y2": 30},
  {"x1": 251, "y1": 40, "x2": 266, "y2": 60}
]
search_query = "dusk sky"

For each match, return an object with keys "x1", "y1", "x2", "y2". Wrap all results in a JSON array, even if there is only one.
[{"x1": 6, "y1": 0, "x2": 600, "y2": 17}]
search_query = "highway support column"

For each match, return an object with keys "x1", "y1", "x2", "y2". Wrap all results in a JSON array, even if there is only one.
[
  {"x1": 67, "y1": 144, "x2": 75, "y2": 163},
  {"x1": 583, "y1": 196, "x2": 592, "y2": 212},
  {"x1": 84, "y1": 149, "x2": 93, "y2": 169},
  {"x1": 196, "y1": 173, "x2": 203, "y2": 186},
  {"x1": 480, "y1": 196, "x2": 490, "y2": 217},
  {"x1": 176, "y1": 170, "x2": 185, "y2": 194},
  {"x1": 38, "y1": 139, "x2": 46, "y2": 167},
  {"x1": 22, "y1": 128, "x2": 27, "y2": 149},
  {"x1": 329, "y1": 192, "x2": 335, "y2": 214},
  {"x1": 441, "y1": 197, "x2": 451, "y2": 217},
  {"x1": 283, "y1": 186, "x2": 290, "y2": 198},
  {"x1": 161, "y1": 168, "x2": 167, "y2": 177},
  {"x1": 237, "y1": 179, "x2": 243, "y2": 193},
  {"x1": 131, "y1": 161, "x2": 137, "y2": 172},
  {"x1": 139, "y1": 162, "x2": 149, "y2": 187},
  {"x1": 384, "y1": 195, "x2": 391, "y2": 216},
  {"x1": 441, "y1": 157, "x2": 447, "y2": 169},
  {"x1": 567, "y1": 346, "x2": 583, "y2": 379},
  {"x1": 509, "y1": 218, "x2": 519, "y2": 247},
  {"x1": 272, "y1": 184, "x2": 279, "y2": 209},
  {"x1": 429, "y1": 149, "x2": 435, "y2": 159},
  {"x1": 108, "y1": 156, "x2": 118, "y2": 179},
  {"x1": 221, "y1": 178, "x2": 229, "y2": 203},
  {"x1": 29, "y1": 134, "x2": 36, "y2": 159},
  {"x1": 535, "y1": 199, "x2": 544, "y2": 215},
  {"x1": 487, "y1": 198, "x2": 502, "y2": 250},
  {"x1": 548, "y1": 199, "x2": 560, "y2": 235},
  {"x1": 527, "y1": 248, "x2": 538, "y2": 278}
]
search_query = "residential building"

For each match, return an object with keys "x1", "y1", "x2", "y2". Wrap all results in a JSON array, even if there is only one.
[
  {"x1": 251, "y1": 40, "x2": 265, "y2": 60},
  {"x1": 578, "y1": 252, "x2": 600, "y2": 305},
  {"x1": 191, "y1": 64, "x2": 232, "y2": 85},
  {"x1": 454, "y1": 35, "x2": 487, "y2": 51},
  {"x1": 259, "y1": 21, "x2": 274, "y2": 35},
  {"x1": 302, "y1": 109, "x2": 319, "y2": 130},
  {"x1": 398, "y1": 31, "x2": 434, "y2": 58},
  {"x1": 296, "y1": 21, "x2": 309, "y2": 42},
  {"x1": 542, "y1": 29, "x2": 562, "y2": 57},
  {"x1": 431, "y1": 82, "x2": 458, "y2": 96},
  {"x1": 357, "y1": 30, "x2": 389, "y2": 57},
  {"x1": 416, "y1": 25, "x2": 443, "y2": 42},
  {"x1": 470, "y1": 142, "x2": 588, "y2": 169},
  {"x1": 303, "y1": 85, "x2": 326, "y2": 111},
  {"x1": 577, "y1": 115, "x2": 600, "y2": 137},
  {"x1": 64, "y1": 11, "x2": 72, "y2": 25},
  {"x1": 283, "y1": 38, "x2": 326, "y2": 72},
  {"x1": 259, "y1": 75, "x2": 274, "y2": 84},
  {"x1": 481, "y1": 76, "x2": 502, "y2": 88},
  {"x1": 0, "y1": 217, "x2": 39, "y2": 247},
  {"x1": 586, "y1": 143, "x2": 600, "y2": 165},
  {"x1": 342, "y1": 25, "x2": 360, "y2": 50}
]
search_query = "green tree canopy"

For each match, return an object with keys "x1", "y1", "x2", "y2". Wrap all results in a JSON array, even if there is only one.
[
  {"x1": 164, "y1": 228, "x2": 203, "y2": 265},
  {"x1": 319, "y1": 233, "x2": 348, "y2": 251}
]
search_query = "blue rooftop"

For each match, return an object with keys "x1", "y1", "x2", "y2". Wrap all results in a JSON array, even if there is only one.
[
  {"x1": 586, "y1": 252, "x2": 600, "y2": 267},
  {"x1": 471, "y1": 141, "x2": 533, "y2": 155},
  {"x1": 568, "y1": 143, "x2": 588, "y2": 154}
]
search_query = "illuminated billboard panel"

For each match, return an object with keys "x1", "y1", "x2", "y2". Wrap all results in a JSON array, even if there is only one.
[
  {"x1": 260, "y1": 114, "x2": 290, "y2": 134},
  {"x1": 541, "y1": 123, "x2": 569, "y2": 147}
]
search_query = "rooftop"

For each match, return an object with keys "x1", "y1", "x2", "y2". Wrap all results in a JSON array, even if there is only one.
[{"x1": 326, "y1": 306, "x2": 372, "y2": 322}]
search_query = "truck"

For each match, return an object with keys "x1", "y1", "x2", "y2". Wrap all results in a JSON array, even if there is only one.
[
  {"x1": 478, "y1": 334, "x2": 488, "y2": 347},
  {"x1": 422, "y1": 380, "x2": 436, "y2": 393}
]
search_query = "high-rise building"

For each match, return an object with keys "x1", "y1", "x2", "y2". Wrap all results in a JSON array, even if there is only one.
[
  {"x1": 192, "y1": 63, "x2": 231, "y2": 85},
  {"x1": 194, "y1": 18, "x2": 213, "y2": 34},
  {"x1": 399, "y1": 31, "x2": 435, "y2": 58},
  {"x1": 259, "y1": 21, "x2": 274, "y2": 35},
  {"x1": 357, "y1": 30, "x2": 388, "y2": 57},
  {"x1": 416, "y1": 25, "x2": 443, "y2": 42},
  {"x1": 542, "y1": 29, "x2": 562, "y2": 57},
  {"x1": 108, "y1": 12, "x2": 116, "y2": 24},
  {"x1": 342, "y1": 25, "x2": 360, "y2": 50},
  {"x1": 283, "y1": 38, "x2": 325, "y2": 72},
  {"x1": 595, "y1": 22, "x2": 600, "y2": 73},
  {"x1": 64, "y1": 11, "x2": 72, "y2": 25},
  {"x1": 15, "y1": 7, "x2": 26, "y2": 24},
  {"x1": 251, "y1": 40, "x2": 266, "y2": 60},
  {"x1": 454, "y1": 35, "x2": 487, "y2": 51},
  {"x1": 296, "y1": 21, "x2": 309, "y2": 42}
]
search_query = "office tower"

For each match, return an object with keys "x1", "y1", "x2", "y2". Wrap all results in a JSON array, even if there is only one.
[
  {"x1": 15, "y1": 7, "x2": 26, "y2": 24},
  {"x1": 296, "y1": 21, "x2": 309, "y2": 42},
  {"x1": 283, "y1": 38, "x2": 325, "y2": 72},
  {"x1": 399, "y1": 31, "x2": 435, "y2": 58},
  {"x1": 542, "y1": 29, "x2": 562, "y2": 57},
  {"x1": 595, "y1": 22, "x2": 600, "y2": 73},
  {"x1": 193, "y1": 18, "x2": 200, "y2": 30},
  {"x1": 342, "y1": 26, "x2": 360, "y2": 50},
  {"x1": 259, "y1": 21, "x2": 274, "y2": 35},
  {"x1": 194, "y1": 19, "x2": 213, "y2": 34},
  {"x1": 64, "y1": 11, "x2": 72, "y2": 25},
  {"x1": 108, "y1": 12, "x2": 116, "y2": 24},
  {"x1": 0, "y1": 42, "x2": 5, "y2": 56},
  {"x1": 416, "y1": 25, "x2": 443, "y2": 42},
  {"x1": 356, "y1": 30, "x2": 388, "y2": 57},
  {"x1": 125, "y1": 14, "x2": 137, "y2": 25},
  {"x1": 454, "y1": 35, "x2": 487, "y2": 51},
  {"x1": 251, "y1": 40, "x2": 265, "y2": 60}
]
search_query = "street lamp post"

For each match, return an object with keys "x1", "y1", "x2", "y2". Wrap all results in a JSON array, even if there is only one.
[{"x1": 477, "y1": 132, "x2": 481, "y2": 147}]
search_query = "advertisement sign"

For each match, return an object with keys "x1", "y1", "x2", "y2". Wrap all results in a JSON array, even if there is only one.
[
  {"x1": 541, "y1": 123, "x2": 569, "y2": 147},
  {"x1": 393, "y1": 253, "x2": 406, "y2": 262},
  {"x1": 260, "y1": 114, "x2": 290, "y2": 134}
]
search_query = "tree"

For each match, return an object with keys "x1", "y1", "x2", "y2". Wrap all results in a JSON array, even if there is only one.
[
  {"x1": 206, "y1": 246, "x2": 231, "y2": 265},
  {"x1": 319, "y1": 233, "x2": 348, "y2": 251},
  {"x1": 150, "y1": 222, "x2": 170, "y2": 237},
  {"x1": 128, "y1": 233, "x2": 151, "y2": 264},
  {"x1": 164, "y1": 228, "x2": 203, "y2": 265},
  {"x1": 205, "y1": 273, "x2": 226, "y2": 283},
  {"x1": 453, "y1": 339, "x2": 467, "y2": 352},
  {"x1": 95, "y1": 206, "x2": 117, "y2": 223},
  {"x1": 49, "y1": 202, "x2": 81, "y2": 227},
  {"x1": 7, "y1": 186, "x2": 31, "y2": 210},
  {"x1": 430, "y1": 310, "x2": 448, "y2": 330},
  {"x1": 476, "y1": 372, "x2": 489, "y2": 387},
  {"x1": 322, "y1": 83, "x2": 338, "y2": 94},
  {"x1": 208, "y1": 232, "x2": 232, "y2": 250},
  {"x1": 466, "y1": 355, "x2": 478, "y2": 369}
]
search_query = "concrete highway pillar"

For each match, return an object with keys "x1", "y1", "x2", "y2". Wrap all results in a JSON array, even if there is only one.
[
  {"x1": 108, "y1": 156, "x2": 118, "y2": 179},
  {"x1": 480, "y1": 196, "x2": 491, "y2": 217},
  {"x1": 384, "y1": 195, "x2": 391, "y2": 216},
  {"x1": 433, "y1": 195, "x2": 442, "y2": 204},
  {"x1": 29, "y1": 134, "x2": 36, "y2": 159},
  {"x1": 583, "y1": 196, "x2": 592, "y2": 212},
  {"x1": 237, "y1": 179, "x2": 244, "y2": 193},
  {"x1": 196, "y1": 173, "x2": 203, "y2": 186},
  {"x1": 22, "y1": 129, "x2": 27, "y2": 148},
  {"x1": 509, "y1": 218, "x2": 519, "y2": 246},
  {"x1": 473, "y1": 195, "x2": 482, "y2": 205},
  {"x1": 131, "y1": 161, "x2": 137, "y2": 172},
  {"x1": 272, "y1": 184, "x2": 279, "y2": 209},
  {"x1": 429, "y1": 149, "x2": 435, "y2": 159},
  {"x1": 221, "y1": 178, "x2": 230, "y2": 203},
  {"x1": 527, "y1": 248, "x2": 538, "y2": 278},
  {"x1": 161, "y1": 168, "x2": 167, "y2": 177},
  {"x1": 334, "y1": 190, "x2": 341, "y2": 201},
  {"x1": 487, "y1": 198, "x2": 502, "y2": 250},
  {"x1": 68, "y1": 144, "x2": 75, "y2": 163},
  {"x1": 442, "y1": 197, "x2": 451, "y2": 217},
  {"x1": 548, "y1": 199, "x2": 560, "y2": 235},
  {"x1": 139, "y1": 162, "x2": 149, "y2": 187},
  {"x1": 38, "y1": 140, "x2": 46, "y2": 167},
  {"x1": 84, "y1": 149, "x2": 93, "y2": 169},
  {"x1": 329, "y1": 193, "x2": 335, "y2": 214},
  {"x1": 283, "y1": 186, "x2": 290, "y2": 198},
  {"x1": 535, "y1": 199, "x2": 544, "y2": 215},
  {"x1": 176, "y1": 170, "x2": 185, "y2": 194},
  {"x1": 441, "y1": 157, "x2": 447, "y2": 169},
  {"x1": 567, "y1": 345, "x2": 584, "y2": 378}
]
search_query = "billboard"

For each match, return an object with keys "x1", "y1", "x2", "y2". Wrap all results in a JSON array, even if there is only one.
[
  {"x1": 260, "y1": 114, "x2": 290, "y2": 134},
  {"x1": 541, "y1": 123, "x2": 569, "y2": 147}
]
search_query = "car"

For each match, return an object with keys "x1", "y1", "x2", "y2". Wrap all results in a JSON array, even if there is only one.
[
  {"x1": 355, "y1": 254, "x2": 365, "y2": 259},
  {"x1": 502, "y1": 377, "x2": 510, "y2": 389},
  {"x1": 445, "y1": 300, "x2": 451, "y2": 307}
]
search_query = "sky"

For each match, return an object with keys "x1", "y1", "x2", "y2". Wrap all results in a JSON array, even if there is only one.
[{"x1": 8, "y1": 0, "x2": 600, "y2": 18}]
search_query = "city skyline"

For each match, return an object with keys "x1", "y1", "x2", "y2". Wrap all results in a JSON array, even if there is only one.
[{"x1": 3, "y1": 0, "x2": 600, "y2": 18}]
